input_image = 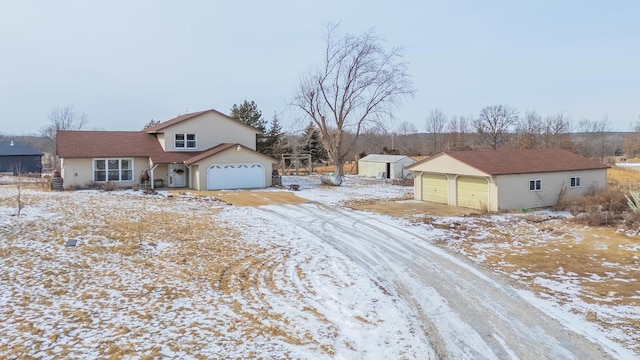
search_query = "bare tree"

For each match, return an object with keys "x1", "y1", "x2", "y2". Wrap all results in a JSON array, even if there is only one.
[
  {"x1": 395, "y1": 121, "x2": 418, "y2": 155},
  {"x1": 515, "y1": 110, "x2": 542, "y2": 149},
  {"x1": 425, "y1": 108, "x2": 447, "y2": 154},
  {"x1": 474, "y1": 105, "x2": 518, "y2": 150},
  {"x1": 624, "y1": 116, "x2": 640, "y2": 158},
  {"x1": 293, "y1": 24, "x2": 415, "y2": 178},
  {"x1": 541, "y1": 112, "x2": 573, "y2": 149},
  {"x1": 40, "y1": 104, "x2": 88, "y2": 142},
  {"x1": 576, "y1": 117, "x2": 612, "y2": 160}
]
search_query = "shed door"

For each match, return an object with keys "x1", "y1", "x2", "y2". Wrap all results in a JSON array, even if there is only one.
[
  {"x1": 421, "y1": 173, "x2": 448, "y2": 204},
  {"x1": 207, "y1": 163, "x2": 265, "y2": 190},
  {"x1": 457, "y1": 176, "x2": 488, "y2": 210}
]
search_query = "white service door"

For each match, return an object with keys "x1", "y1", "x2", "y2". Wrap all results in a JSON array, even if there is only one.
[
  {"x1": 168, "y1": 164, "x2": 187, "y2": 188},
  {"x1": 207, "y1": 163, "x2": 265, "y2": 190}
]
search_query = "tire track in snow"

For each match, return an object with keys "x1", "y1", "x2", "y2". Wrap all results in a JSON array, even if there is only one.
[{"x1": 260, "y1": 202, "x2": 618, "y2": 360}]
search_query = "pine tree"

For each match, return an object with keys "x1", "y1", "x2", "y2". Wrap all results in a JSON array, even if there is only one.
[
  {"x1": 230, "y1": 100, "x2": 268, "y2": 154},
  {"x1": 264, "y1": 113, "x2": 289, "y2": 159},
  {"x1": 300, "y1": 123, "x2": 327, "y2": 163}
]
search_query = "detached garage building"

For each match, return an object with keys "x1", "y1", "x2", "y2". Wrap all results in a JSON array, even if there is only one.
[
  {"x1": 407, "y1": 149, "x2": 609, "y2": 212},
  {"x1": 358, "y1": 154, "x2": 416, "y2": 179},
  {"x1": 0, "y1": 141, "x2": 43, "y2": 175}
]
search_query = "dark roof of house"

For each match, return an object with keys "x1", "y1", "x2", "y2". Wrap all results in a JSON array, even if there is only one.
[
  {"x1": 408, "y1": 149, "x2": 610, "y2": 175},
  {"x1": 0, "y1": 141, "x2": 42, "y2": 156},
  {"x1": 145, "y1": 109, "x2": 260, "y2": 134}
]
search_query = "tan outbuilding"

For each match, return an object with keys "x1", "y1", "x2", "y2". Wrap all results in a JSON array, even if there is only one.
[{"x1": 407, "y1": 149, "x2": 610, "y2": 212}]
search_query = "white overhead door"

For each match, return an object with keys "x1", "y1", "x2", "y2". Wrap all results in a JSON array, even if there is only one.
[{"x1": 207, "y1": 163, "x2": 265, "y2": 190}]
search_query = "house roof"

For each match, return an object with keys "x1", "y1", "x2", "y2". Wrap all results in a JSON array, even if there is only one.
[
  {"x1": 0, "y1": 141, "x2": 42, "y2": 156},
  {"x1": 57, "y1": 131, "x2": 162, "y2": 158},
  {"x1": 185, "y1": 143, "x2": 278, "y2": 165},
  {"x1": 56, "y1": 130, "x2": 205, "y2": 164},
  {"x1": 407, "y1": 149, "x2": 610, "y2": 175},
  {"x1": 145, "y1": 109, "x2": 261, "y2": 134},
  {"x1": 359, "y1": 154, "x2": 415, "y2": 163}
]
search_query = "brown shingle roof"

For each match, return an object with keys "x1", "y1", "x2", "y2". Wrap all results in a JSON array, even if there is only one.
[
  {"x1": 56, "y1": 130, "x2": 204, "y2": 164},
  {"x1": 57, "y1": 131, "x2": 161, "y2": 158},
  {"x1": 408, "y1": 149, "x2": 610, "y2": 175},
  {"x1": 145, "y1": 109, "x2": 260, "y2": 134}
]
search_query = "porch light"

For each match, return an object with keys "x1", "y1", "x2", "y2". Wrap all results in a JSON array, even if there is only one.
[{"x1": 236, "y1": 144, "x2": 241, "y2": 151}]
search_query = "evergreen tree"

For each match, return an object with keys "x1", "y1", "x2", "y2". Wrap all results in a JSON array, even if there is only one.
[
  {"x1": 300, "y1": 123, "x2": 328, "y2": 163},
  {"x1": 230, "y1": 100, "x2": 268, "y2": 154},
  {"x1": 264, "y1": 113, "x2": 289, "y2": 159}
]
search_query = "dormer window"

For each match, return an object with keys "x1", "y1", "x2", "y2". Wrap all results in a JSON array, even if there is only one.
[{"x1": 175, "y1": 133, "x2": 196, "y2": 149}]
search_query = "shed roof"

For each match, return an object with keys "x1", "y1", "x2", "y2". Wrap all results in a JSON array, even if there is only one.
[
  {"x1": 0, "y1": 141, "x2": 42, "y2": 156},
  {"x1": 359, "y1": 154, "x2": 415, "y2": 163},
  {"x1": 408, "y1": 149, "x2": 610, "y2": 175}
]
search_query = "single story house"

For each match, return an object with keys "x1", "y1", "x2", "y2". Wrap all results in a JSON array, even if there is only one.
[
  {"x1": 358, "y1": 154, "x2": 416, "y2": 179},
  {"x1": 407, "y1": 149, "x2": 610, "y2": 212},
  {"x1": 56, "y1": 109, "x2": 277, "y2": 190},
  {"x1": 0, "y1": 141, "x2": 43, "y2": 175}
]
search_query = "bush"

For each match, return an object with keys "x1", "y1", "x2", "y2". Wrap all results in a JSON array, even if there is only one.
[{"x1": 555, "y1": 187, "x2": 627, "y2": 226}]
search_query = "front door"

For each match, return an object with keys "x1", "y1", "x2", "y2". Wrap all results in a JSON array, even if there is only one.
[{"x1": 169, "y1": 164, "x2": 187, "y2": 188}]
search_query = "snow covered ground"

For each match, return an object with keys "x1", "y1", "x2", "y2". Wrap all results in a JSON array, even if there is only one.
[{"x1": 0, "y1": 175, "x2": 638, "y2": 359}]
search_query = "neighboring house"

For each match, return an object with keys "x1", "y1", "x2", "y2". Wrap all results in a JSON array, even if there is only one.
[
  {"x1": 407, "y1": 149, "x2": 610, "y2": 212},
  {"x1": 56, "y1": 109, "x2": 276, "y2": 190},
  {"x1": 0, "y1": 141, "x2": 43, "y2": 175},
  {"x1": 358, "y1": 154, "x2": 416, "y2": 179}
]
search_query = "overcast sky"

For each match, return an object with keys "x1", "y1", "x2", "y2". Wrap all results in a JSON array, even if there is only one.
[{"x1": 1, "y1": 1, "x2": 638, "y2": 136}]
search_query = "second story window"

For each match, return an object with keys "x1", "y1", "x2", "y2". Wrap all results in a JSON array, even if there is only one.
[{"x1": 175, "y1": 133, "x2": 196, "y2": 149}]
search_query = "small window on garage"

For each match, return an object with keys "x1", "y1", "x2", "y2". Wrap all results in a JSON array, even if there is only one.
[
  {"x1": 570, "y1": 176, "x2": 581, "y2": 188},
  {"x1": 529, "y1": 179, "x2": 541, "y2": 191}
]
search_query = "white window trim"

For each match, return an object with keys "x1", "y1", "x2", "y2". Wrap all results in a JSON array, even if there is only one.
[
  {"x1": 570, "y1": 176, "x2": 581, "y2": 188},
  {"x1": 174, "y1": 133, "x2": 197, "y2": 149},
  {"x1": 529, "y1": 179, "x2": 541, "y2": 192},
  {"x1": 93, "y1": 158, "x2": 134, "y2": 182}
]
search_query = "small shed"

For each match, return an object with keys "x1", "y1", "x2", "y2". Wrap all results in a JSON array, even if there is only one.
[
  {"x1": 0, "y1": 141, "x2": 43, "y2": 175},
  {"x1": 358, "y1": 154, "x2": 416, "y2": 179}
]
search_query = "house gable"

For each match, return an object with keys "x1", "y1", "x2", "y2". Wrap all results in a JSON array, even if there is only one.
[
  {"x1": 146, "y1": 110, "x2": 260, "y2": 152},
  {"x1": 408, "y1": 152, "x2": 490, "y2": 177}
]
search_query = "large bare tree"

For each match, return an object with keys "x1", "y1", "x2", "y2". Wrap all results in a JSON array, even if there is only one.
[
  {"x1": 474, "y1": 105, "x2": 518, "y2": 150},
  {"x1": 515, "y1": 110, "x2": 542, "y2": 149},
  {"x1": 541, "y1": 112, "x2": 573, "y2": 149},
  {"x1": 425, "y1": 108, "x2": 447, "y2": 154},
  {"x1": 293, "y1": 24, "x2": 414, "y2": 178},
  {"x1": 40, "y1": 104, "x2": 88, "y2": 142}
]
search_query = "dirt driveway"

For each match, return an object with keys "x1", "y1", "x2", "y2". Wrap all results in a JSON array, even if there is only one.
[
  {"x1": 349, "y1": 199, "x2": 480, "y2": 217},
  {"x1": 178, "y1": 190, "x2": 309, "y2": 206}
]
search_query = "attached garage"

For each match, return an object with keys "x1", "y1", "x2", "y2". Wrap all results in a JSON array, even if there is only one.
[
  {"x1": 207, "y1": 163, "x2": 265, "y2": 190},
  {"x1": 421, "y1": 173, "x2": 448, "y2": 204},
  {"x1": 456, "y1": 176, "x2": 488, "y2": 210}
]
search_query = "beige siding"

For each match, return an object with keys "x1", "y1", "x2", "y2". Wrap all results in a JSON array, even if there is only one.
[
  {"x1": 410, "y1": 154, "x2": 489, "y2": 176},
  {"x1": 456, "y1": 176, "x2": 488, "y2": 210},
  {"x1": 61, "y1": 157, "x2": 149, "y2": 189},
  {"x1": 156, "y1": 133, "x2": 166, "y2": 151},
  {"x1": 162, "y1": 112, "x2": 258, "y2": 152},
  {"x1": 190, "y1": 149, "x2": 274, "y2": 191},
  {"x1": 421, "y1": 173, "x2": 448, "y2": 204},
  {"x1": 358, "y1": 161, "x2": 387, "y2": 178},
  {"x1": 496, "y1": 169, "x2": 607, "y2": 210}
]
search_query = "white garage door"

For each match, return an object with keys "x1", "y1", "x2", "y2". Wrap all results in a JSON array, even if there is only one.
[{"x1": 207, "y1": 163, "x2": 265, "y2": 190}]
